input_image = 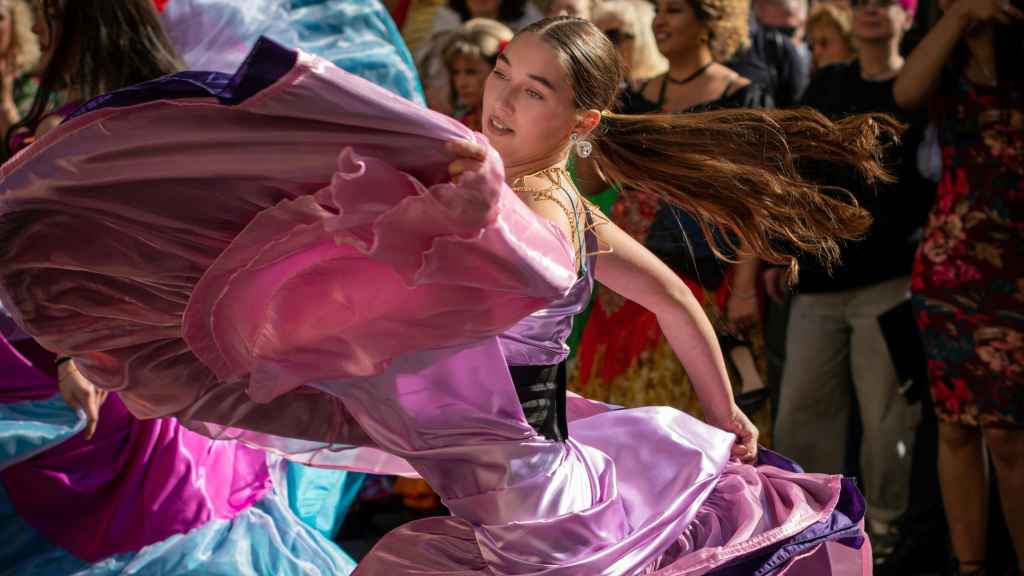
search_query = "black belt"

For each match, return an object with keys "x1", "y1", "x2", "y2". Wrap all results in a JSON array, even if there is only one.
[{"x1": 508, "y1": 363, "x2": 569, "y2": 442}]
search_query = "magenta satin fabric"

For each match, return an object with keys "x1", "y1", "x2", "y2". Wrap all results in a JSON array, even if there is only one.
[
  {"x1": 0, "y1": 336, "x2": 272, "y2": 562},
  {"x1": 0, "y1": 44, "x2": 862, "y2": 573}
]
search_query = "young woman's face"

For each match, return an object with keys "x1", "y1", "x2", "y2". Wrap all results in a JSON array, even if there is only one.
[
  {"x1": 808, "y1": 22, "x2": 852, "y2": 69},
  {"x1": 595, "y1": 14, "x2": 636, "y2": 72},
  {"x1": 546, "y1": 0, "x2": 592, "y2": 20},
  {"x1": 851, "y1": 0, "x2": 909, "y2": 43},
  {"x1": 451, "y1": 53, "x2": 491, "y2": 111},
  {"x1": 467, "y1": 0, "x2": 501, "y2": 19},
  {"x1": 482, "y1": 32, "x2": 580, "y2": 167},
  {"x1": 651, "y1": 0, "x2": 707, "y2": 60},
  {"x1": 31, "y1": 0, "x2": 59, "y2": 69}
]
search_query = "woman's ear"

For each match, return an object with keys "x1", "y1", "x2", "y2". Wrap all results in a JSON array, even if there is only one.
[{"x1": 575, "y1": 109, "x2": 602, "y2": 137}]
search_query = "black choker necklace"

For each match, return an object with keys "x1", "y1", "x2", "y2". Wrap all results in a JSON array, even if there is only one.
[{"x1": 667, "y1": 61, "x2": 714, "y2": 85}]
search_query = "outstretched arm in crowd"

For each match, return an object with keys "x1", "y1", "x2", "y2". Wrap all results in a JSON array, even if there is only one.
[{"x1": 894, "y1": 0, "x2": 1023, "y2": 110}]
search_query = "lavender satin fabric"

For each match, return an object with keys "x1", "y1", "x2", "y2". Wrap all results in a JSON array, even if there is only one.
[{"x1": 0, "y1": 39, "x2": 866, "y2": 574}]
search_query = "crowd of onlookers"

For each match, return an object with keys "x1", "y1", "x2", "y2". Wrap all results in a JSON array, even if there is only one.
[{"x1": 1, "y1": 0, "x2": 1020, "y2": 574}]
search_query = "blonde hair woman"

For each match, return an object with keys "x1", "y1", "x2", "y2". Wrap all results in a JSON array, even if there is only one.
[
  {"x1": 0, "y1": 0, "x2": 40, "y2": 131},
  {"x1": 592, "y1": 0, "x2": 667, "y2": 86},
  {"x1": 806, "y1": 2, "x2": 854, "y2": 70}
]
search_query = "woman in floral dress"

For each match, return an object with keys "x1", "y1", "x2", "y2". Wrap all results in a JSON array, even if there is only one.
[{"x1": 895, "y1": 0, "x2": 1024, "y2": 573}]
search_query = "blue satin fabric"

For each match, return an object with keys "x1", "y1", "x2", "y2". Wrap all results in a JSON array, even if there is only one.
[
  {"x1": 284, "y1": 460, "x2": 367, "y2": 540},
  {"x1": 0, "y1": 485, "x2": 357, "y2": 576},
  {"x1": 161, "y1": 0, "x2": 424, "y2": 105},
  {"x1": 0, "y1": 393, "x2": 84, "y2": 471},
  {"x1": 291, "y1": 0, "x2": 425, "y2": 105}
]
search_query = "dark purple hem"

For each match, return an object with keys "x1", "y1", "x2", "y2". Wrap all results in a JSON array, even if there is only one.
[
  {"x1": 706, "y1": 449, "x2": 867, "y2": 576},
  {"x1": 65, "y1": 37, "x2": 298, "y2": 122}
]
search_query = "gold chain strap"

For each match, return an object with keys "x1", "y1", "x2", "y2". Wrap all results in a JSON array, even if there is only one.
[{"x1": 511, "y1": 167, "x2": 581, "y2": 258}]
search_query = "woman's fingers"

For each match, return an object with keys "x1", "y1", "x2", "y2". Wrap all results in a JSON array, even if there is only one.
[
  {"x1": 57, "y1": 359, "x2": 107, "y2": 440},
  {"x1": 448, "y1": 158, "x2": 486, "y2": 179},
  {"x1": 83, "y1": 389, "x2": 106, "y2": 440},
  {"x1": 445, "y1": 139, "x2": 486, "y2": 161},
  {"x1": 446, "y1": 140, "x2": 487, "y2": 183}
]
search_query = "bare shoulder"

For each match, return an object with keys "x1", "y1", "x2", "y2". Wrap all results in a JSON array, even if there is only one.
[{"x1": 516, "y1": 178, "x2": 577, "y2": 229}]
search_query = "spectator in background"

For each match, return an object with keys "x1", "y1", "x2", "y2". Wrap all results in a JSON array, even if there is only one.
[
  {"x1": 773, "y1": 0, "x2": 929, "y2": 568},
  {"x1": 726, "y1": 12, "x2": 811, "y2": 106},
  {"x1": 417, "y1": 0, "x2": 541, "y2": 113},
  {"x1": 753, "y1": 0, "x2": 808, "y2": 41},
  {"x1": 432, "y1": 0, "x2": 542, "y2": 36},
  {"x1": 592, "y1": 0, "x2": 667, "y2": 87},
  {"x1": 806, "y1": 1, "x2": 855, "y2": 69},
  {"x1": 0, "y1": 0, "x2": 38, "y2": 137},
  {"x1": 442, "y1": 18, "x2": 512, "y2": 130},
  {"x1": 5, "y1": 0, "x2": 183, "y2": 153},
  {"x1": 895, "y1": 0, "x2": 1024, "y2": 573},
  {"x1": 544, "y1": 0, "x2": 594, "y2": 19}
]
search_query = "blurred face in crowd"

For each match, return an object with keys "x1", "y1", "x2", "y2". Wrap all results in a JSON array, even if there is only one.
[
  {"x1": 546, "y1": 0, "x2": 592, "y2": 19},
  {"x1": 31, "y1": 0, "x2": 59, "y2": 69},
  {"x1": 451, "y1": 53, "x2": 491, "y2": 112},
  {"x1": 482, "y1": 33, "x2": 580, "y2": 168},
  {"x1": 851, "y1": 0, "x2": 910, "y2": 42},
  {"x1": 0, "y1": 0, "x2": 12, "y2": 56},
  {"x1": 651, "y1": 0, "x2": 708, "y2": 60},
  {"x1": 467, "y1": 0, "x2": 501, "y2": 19},
  {"x1": 808, "y1": 21, "x2": 852, "y2": 68},
  {"x1": 594, "y1": 13, "x2": 636, "y2": 72},
  {"x1": 755, "y1": 0, "x2": 805, "y2": 40}
]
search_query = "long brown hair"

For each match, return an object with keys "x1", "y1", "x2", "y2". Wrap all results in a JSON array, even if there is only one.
[
  {"x1": 5, "y1": 0, "x2": 183, "y2": 155},
  {"x1": 522, "y1": 17, "x2": 899, "y2": 279}
]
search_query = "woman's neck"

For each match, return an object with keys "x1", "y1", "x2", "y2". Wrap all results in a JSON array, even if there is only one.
[
  {"x1": 666, "y1": 47, "x2": 714, "y2": 81},
  {"x1": 504, "y1": 152, "x2": 570, "y2": 185},
  {"x1": 64, "y1": 82, "x2": 83, "y2": 105},
  {"x1": 857, "y1": 39, "x2": 904, "y2": 81}
]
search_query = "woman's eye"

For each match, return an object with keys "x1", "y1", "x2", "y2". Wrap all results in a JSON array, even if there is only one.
[
  {"x1": 492, "y1": 70, "x2": 508, "y2": 80},
  {"x1": 526, "y1": 89, "x2": 543, "y2": 100}
]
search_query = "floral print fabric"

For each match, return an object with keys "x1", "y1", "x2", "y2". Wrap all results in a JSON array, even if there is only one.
[{"x1": 912, "y1": 75, "x2": 1024, "y2": 427}]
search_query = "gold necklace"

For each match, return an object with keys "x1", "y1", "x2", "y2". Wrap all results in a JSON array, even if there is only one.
[
  {"x1": 510, "y1": 166, "x2": 580, "y2": 255},
  {"x1": 510, "y1": 165, "x2": 569, "y2": 193}
]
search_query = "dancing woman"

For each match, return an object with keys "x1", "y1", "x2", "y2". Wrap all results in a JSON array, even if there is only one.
[{"x1": 2, "y1": 16, "x2": 895, "y2": 574}]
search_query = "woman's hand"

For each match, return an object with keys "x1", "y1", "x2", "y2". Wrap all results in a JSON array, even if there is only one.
[
  {"x1": 726, "y1": 291, "x2": 759, "y2": 332},
  {"x1": 708, "y1": 404, "x2": 759, "y2": 464},
  {"x1": 763, "y1": 267, "x2": 790, "y2": 305},
  {"x1": 445, "y1": 139, "x2": 487, "y2": 182},
  {"x1": 58, "y1": 359, "x2": 108, "y2": 440},
  {"x1": 954, "y1": 0, "x2": 1024, "y2": 25}
]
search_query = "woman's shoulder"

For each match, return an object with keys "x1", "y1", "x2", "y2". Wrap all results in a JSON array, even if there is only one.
[
  {"x1": 716, "y1": 73, "x2": 773, "y2": 109},
  {"x1": 617, "y1": 76, "x2": 662, "y2": 115}
]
